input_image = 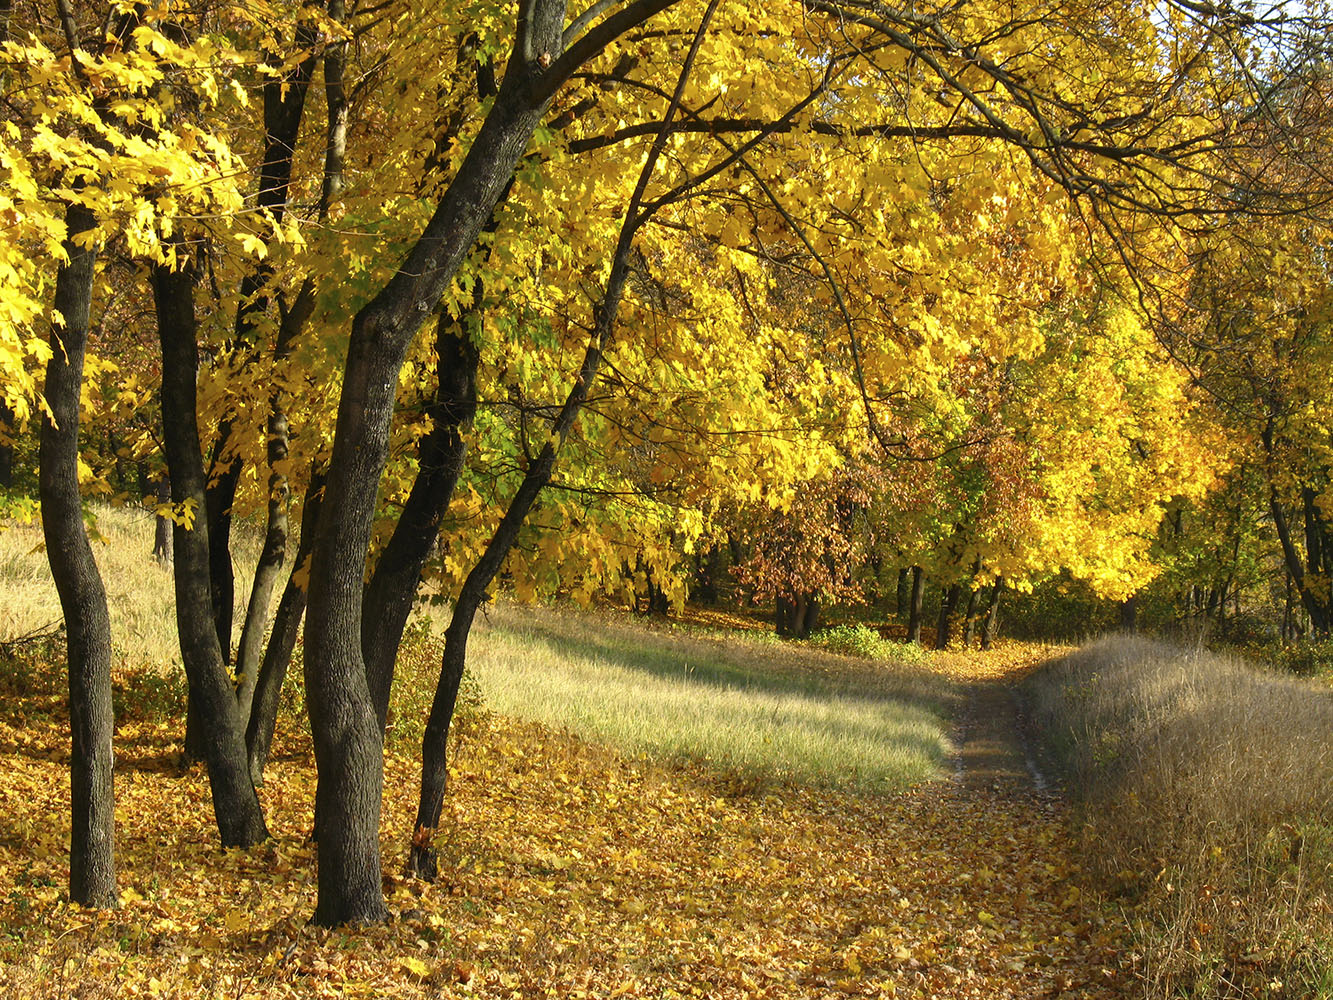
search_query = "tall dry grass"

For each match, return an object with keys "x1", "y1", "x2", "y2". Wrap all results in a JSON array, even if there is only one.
[
  {"x1": 1029, "y1": 637, "x2": 1333, "y2": 998},
  {"x1": 0, "y1": 504, "x2": 265, "y2": 671}
]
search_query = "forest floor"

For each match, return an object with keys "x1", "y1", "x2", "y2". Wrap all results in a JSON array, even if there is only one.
[{"x1": 0, "y1": 613, "x2": 1134, "y2": 1000}]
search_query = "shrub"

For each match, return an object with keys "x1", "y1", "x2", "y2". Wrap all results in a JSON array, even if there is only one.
[{"x1": 812, "y1": 624, "x2": 929, "y2": 666}]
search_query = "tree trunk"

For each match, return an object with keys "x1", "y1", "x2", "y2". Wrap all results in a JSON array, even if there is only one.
[
  {"x1": 1271, "y1": 492, "x2": 1330, "y2": 637},
  {"x1": 895, "y1": 567, "x2": 909, "y2": 620},
  {"x1": 799, "y1": 593, "x2": 819, "y2": 637},
  {"x1": 980, "y1": 579, "x2": 1002, "y2": 651},
  {"x1": 962, "y1": 583, "x2": 980, "y2": 648},
  {"x1": 152, "y1": 474, "x2": 172, "y2": 565},
  {"x1": 906, "y1": 567, "x2": 924, "y2": 644},
  {"x1": 0, "y1": 398, "x2": 15, "y2": 488},
  {"x1": 406, "y1": 6, "x2": 709, "y2": 875},
  {"x1": 40, "y1": 201, "x2": 116, "y2": 908},
  {"x1": 1119, "y1": 595, "x2": 1137, "y2": 632},
  {"x1": 935, "y1": 584, "x2": 961, "y2": 649},
  {"x1": 363, "y1": 304, "x2": 479, "y2": 733},
  {"x1": 152, "y1": 256, "x2": 268, "y2": 849},
  {"x1": 246, "y1": 470, "x2": 323, "y2": 786},
  {"x1": 203, "y1": 27, "x2": 321, "y2": 675}
]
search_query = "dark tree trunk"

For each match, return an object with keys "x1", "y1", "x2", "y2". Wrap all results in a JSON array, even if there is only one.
[
  {"x1": 981, "y1": 579, "x2": 1002, "y2": 651},
  {"x1": 152, "y1": 257, "x2": 268, "y2": 849},
  {"x1": 935, "y1": 584, "x2": 961, "y2": 649},
  {"x1": 305, "y1": 0, "x2": 688, "y2": 921},
  {"x1": 799, "y1": 593, "x2": 819, "y2": 637},
  {"x1": 1119, "y1": 595, "x2": 1137, "y2": 632},
  {"x1": 152, "y1": 474, "x2": 172, "y2": 564},
  {"x1": 907, "y1": 567, "x2": 924, "y2": 644},
  {"x1": 246, "y1": 471, "x2": 323, "y2": 786},
  {"x1": 1284, "y1": 570, "x2": 1295, "y2": 642},
  {"x1": 406, "y1": 7, "x2": 707, "y2": 876},
  {"x1": 962, "y1": 584, "x2": 980, "y2": 648},
  {"x1": 895, "y1": 567, "x2": 909, "y2": 620},
  {"x1": 774, "y1": 595, "x2": 792, "y2": 636},
  {"x1": 363, "y1": 293, "x2": 479, "y2": 733},
  {"x1": 1271, "y1": 492, "x2": 1330, "y2": 637},
  {"x1": 40, "y1": 202, "x2": 116, "y2": 908},
  {"x1": 0, "y1": 398, "x2": 15, "y2": 488}
]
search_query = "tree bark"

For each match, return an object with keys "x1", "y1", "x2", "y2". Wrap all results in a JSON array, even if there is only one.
[
  {"x1": 40, "y1": 201, "x2": 116, "y2": 908},
  {"x1": 0, "y1": 399, "x2": 15, "y2": 487},
  {"x1": 935, "y1": 584, "x2": 961, "y2": 649},
  {"x1": 405, "y1": 0, "x2": 710, "y2": 878},
  {"x1": 152, "y1": 256, "x2": 268, "y2": 848},
  {"x1": 962, "y1": 584, "x2": 980, "y2": 648},
  {"x1": 152, "y1": 473, "x2": 172, "y2": 564},
  {"x1": 302, "y1": 4, "x2": 576, "y2": 924},
  {"x1": 204, "y1": 26, "x2": 321, "y2": 670},
  {"x1": 1119, "y1": 595, "x2": 1137, "y2": 632},
  {"x1": 895, "y1": 567, "x2": 909, "y2": 620},
  {"x1": 246, "y1": 470, "x2": 323, "y2": 787},
  {"x1": 1271, "y1": 492, "x2": 1330, "y2": 637},
  {"x1": 363, "y1": 281, "x2": 480, "y2": 733},
  {"x1": 980, "y1": 579, "x2": 1002, "y2": 651},
  {"x1": 906, "y1": 566, "x2": 924, "y2": 644}
]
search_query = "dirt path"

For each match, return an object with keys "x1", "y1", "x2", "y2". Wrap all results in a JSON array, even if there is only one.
[
  {"x1": 952, "y1": 681, "x2": 1053, "y2": 794},
  {"x1": 885, "y1": 679, "x2": 1129, "y2": 999}
]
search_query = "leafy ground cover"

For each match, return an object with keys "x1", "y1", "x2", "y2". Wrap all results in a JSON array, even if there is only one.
[{"x1": 0, "y1": 601, "x2": 1132, "y2": 999}]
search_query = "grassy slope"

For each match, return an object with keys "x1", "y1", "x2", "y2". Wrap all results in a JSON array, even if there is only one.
[
  {"x1": 1028, "y1": 636, "x2": 1333, "y2": 998},
  {"x1": 457, "y1": 604, "x2": 952, "y2": 794}
]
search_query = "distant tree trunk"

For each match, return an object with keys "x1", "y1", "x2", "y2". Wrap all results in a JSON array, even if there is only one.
[
  {"x1": 1279, "y1": 576, "x2": 1290, "y2": 645},
  {"x1": 895, "y1": 567, "x2": 909, "y2": 620},
  {"x1": 774, "y1": 595, "x2": 793, "y2": 636},
  {"x1": 40, "y1": 201, "x2": 116, "y2": 908},
  {"x1": 799, "y1": 594, "x2": 819, "y2": 637},
  {"x1": 152, "y1": 255, "x2": 268, "y2": 848},
  {"x1": 152, "y1": 474, "x2": 172, "y2": 565},
  {"x1": 246, "y1": 471, "x2": 323, "y2": 786},
  {"x1": 961, "y1": 557, "x2": 982, "y2": 647},
  {"x1": 935, "y1": 584, "x2": 961, "y2": 649},
  {"x1": 0, "y1": 398, "x2": 15, "y2": 488},
  {"x1": 962, "y1": 586, "x2": 980, "y2": 648},
  {"x1": 981, "y1": 579, "x2": 1002, "y2": 651},
  {"x1": 693, "y1": 545, "x2": 723, "y2": 604},
  {"x1": 1119, "y1": 595, "x2": 1137, "y2": 632},
  {"x1": 907, "y1": 567, "x2": 924, "y2": 644},
  {"x1": 1271, "y1": 490, "x2": 1330, "y2": 638}
]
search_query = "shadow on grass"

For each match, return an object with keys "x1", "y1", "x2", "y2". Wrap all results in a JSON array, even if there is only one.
[{"x1": 486, "y1": 608, "x2": 951, "y2": 716}]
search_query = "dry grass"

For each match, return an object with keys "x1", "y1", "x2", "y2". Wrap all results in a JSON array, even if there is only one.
[
  {"x1": 1028, "y1": 636, "x2": 1333, "y2": 998},
  {"x1": 1, "y1": 503, "x2": 952, "y2": 795},
  {"x1": 406, "y1": 603, "x2": 954, "y2": 795},
  {"x1": 0, "y1": 504, "x2": 265, "y2": 671}
]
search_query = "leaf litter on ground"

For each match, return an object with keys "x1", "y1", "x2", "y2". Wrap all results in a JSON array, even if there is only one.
[{"x1": 0, "y1": 629, "x2": 1130, "y2": 999}]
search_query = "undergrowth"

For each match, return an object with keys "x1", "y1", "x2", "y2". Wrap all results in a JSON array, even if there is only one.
[
  {"x1": 811, "y1": 623, "x2": 930, "y2": 666},
  {"x1": 1028, "y1": 637, "x2": 1333, "y2": 998}
]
